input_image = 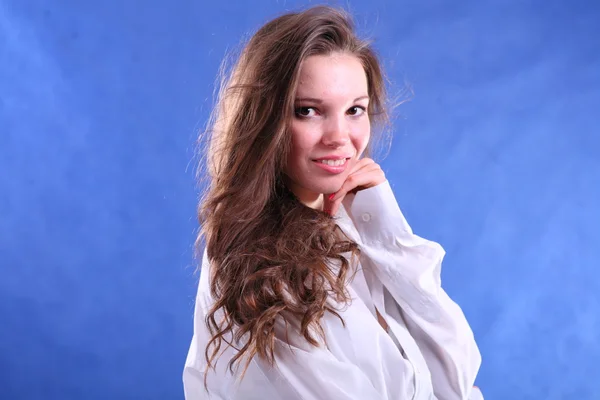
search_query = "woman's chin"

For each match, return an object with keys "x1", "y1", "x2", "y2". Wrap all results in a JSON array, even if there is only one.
[{"x1": 314, "y1": 181, "x2": 345, "y2": 196}]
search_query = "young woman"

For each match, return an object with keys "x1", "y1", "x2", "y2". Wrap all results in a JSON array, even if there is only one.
[{"x1": 183, "y1": 6, "x2": 483, "y2": 400}]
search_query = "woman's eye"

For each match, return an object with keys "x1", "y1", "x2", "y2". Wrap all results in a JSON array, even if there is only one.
[
  {"x1": 348, "y1": 106, "x2": 366, "y2": 116},
  {"x1": 295, "y1": 107, "x2": 317, "y2": 117}
]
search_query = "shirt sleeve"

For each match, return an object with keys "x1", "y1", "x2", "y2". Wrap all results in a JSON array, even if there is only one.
[
  {"x1": 183, "y1": 251, "x2": 393, "y2": 400},
  {"x1": 346, "y1": 180, "x2": 483, "y2": 400}
]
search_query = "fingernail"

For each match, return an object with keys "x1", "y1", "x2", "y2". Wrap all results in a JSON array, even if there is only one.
[{"x1": 328, "y1": 193, "x2": 335, "y2": 201}]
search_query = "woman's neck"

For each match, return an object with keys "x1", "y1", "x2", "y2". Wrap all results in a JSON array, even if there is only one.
[{"x1": 284, "y1": 178, "x2": 324, "y2": 210}]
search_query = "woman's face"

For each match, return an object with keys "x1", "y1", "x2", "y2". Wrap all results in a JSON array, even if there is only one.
[{"x1": 285, "y1": 53, "x2": 371, "y2": 208}]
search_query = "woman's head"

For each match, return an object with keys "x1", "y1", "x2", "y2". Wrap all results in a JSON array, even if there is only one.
[
  {"x1": 206, "y1": 5, "x2": 388, "y2": 206},
  {"x1": 286, "y1": 52, "x2": 371, "y2": 207},
  {"x1": 199, "y1": 5, "x2": 390, "y2": 388}
]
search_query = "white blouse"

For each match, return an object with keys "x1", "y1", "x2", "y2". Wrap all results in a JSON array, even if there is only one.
[{"x1": 183, "y1": 181, "x2": 484, "y2": 399}]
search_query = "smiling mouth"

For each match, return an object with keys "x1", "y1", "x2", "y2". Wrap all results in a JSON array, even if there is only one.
[{"x1": 314, "y1": 158, "x2": 350, "y2": 167}]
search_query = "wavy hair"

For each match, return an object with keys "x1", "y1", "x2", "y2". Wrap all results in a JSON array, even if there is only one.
[{"x1": 197, "y1": 5, "x2": 390, "y2": 387}]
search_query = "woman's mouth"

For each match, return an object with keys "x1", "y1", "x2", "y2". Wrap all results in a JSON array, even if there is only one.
[{"x1": 312, "y1": 158, "x2": 350, "y2": 174}]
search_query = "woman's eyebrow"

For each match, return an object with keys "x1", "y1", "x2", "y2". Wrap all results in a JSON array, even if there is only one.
[{"x1": 294, "y1": 95, "x2": 370, "y2": 103}]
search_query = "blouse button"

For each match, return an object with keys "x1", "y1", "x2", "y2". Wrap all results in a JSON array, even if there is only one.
[{"x1": 361, "y1": 213, "x2": 371, "y2": 222}]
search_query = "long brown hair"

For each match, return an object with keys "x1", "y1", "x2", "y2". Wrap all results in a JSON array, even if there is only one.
[{"x1": 197, "y1": 5, "x2": 390, "y2": 386}]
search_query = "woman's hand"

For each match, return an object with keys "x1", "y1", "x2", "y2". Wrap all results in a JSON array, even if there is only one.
[{"x1": 323, "y1": 158, "x2": 386, "y2": 216}]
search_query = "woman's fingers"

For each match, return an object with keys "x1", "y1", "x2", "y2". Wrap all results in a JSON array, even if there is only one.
[{"x1": 324, "y1": 160, "x2": 385, "y2": 216}]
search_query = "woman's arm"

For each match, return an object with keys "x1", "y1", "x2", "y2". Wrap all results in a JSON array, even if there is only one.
[{"x1": 346, "y1": 180, "x2": 483, "y2": 400}]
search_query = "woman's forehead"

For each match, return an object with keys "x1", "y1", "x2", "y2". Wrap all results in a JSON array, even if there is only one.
[{"x1": 296, "y1": 54, "x2": 368, "y2": 100}]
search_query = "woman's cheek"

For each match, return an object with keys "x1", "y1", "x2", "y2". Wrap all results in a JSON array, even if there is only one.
[{"x1": 356, "y1": 133, "x2": 370, "y2": 157}]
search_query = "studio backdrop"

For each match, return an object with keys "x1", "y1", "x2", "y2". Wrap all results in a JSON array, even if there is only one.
[{"x1": 1, "y1": 0, "x2": 599, "y2": 399}]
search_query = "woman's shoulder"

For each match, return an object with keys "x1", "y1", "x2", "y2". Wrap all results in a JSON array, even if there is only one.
[{"x1": 192, "y1": 248, "x2": 215, "y2": 314}]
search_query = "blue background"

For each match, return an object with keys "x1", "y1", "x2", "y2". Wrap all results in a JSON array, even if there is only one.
[{"x1": 1, "y1": 0, "x2": 599, "y2": 398}]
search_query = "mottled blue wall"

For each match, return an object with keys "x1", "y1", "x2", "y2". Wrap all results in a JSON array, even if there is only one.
[{"x1": 1, "y1": 0, "x2": 599, "y2": 399}]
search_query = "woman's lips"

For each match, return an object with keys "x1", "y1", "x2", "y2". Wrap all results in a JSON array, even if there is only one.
[{"x1": 312, "y1": 158, "x2": 349, "y2": 174}]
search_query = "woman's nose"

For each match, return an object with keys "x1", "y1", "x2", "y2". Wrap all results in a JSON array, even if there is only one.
[{"x1": 322, "y1": 116, "x2": 350, "y2": 147}]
